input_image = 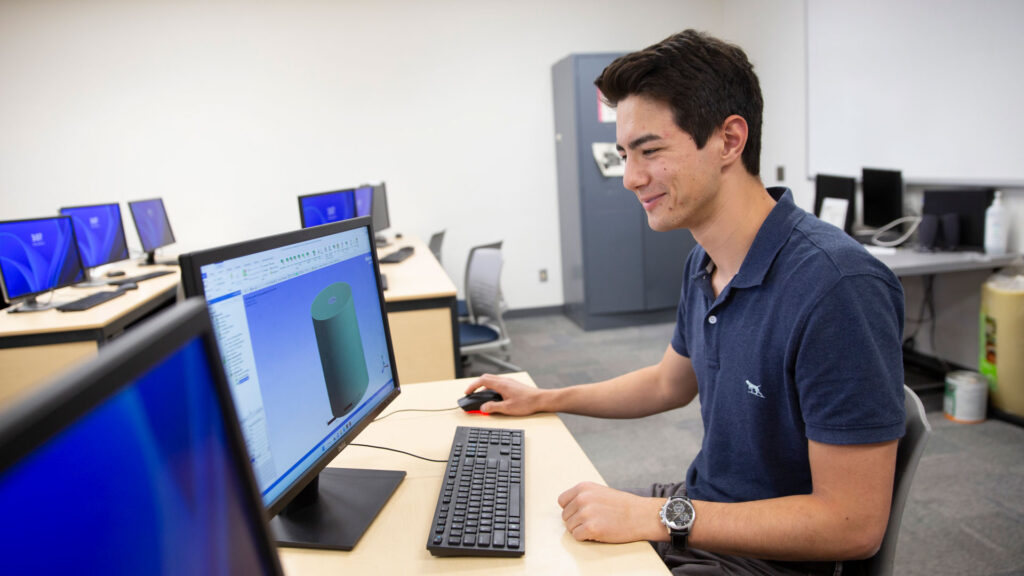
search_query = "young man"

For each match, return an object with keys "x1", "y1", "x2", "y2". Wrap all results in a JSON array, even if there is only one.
[{"x1": 467, "y1": 30, "x2": 906, "y2": 574}]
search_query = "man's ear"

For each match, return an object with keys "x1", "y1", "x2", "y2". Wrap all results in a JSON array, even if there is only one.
[{"x1": 718, "y1": 114, "x2": 748, "y2": 168}]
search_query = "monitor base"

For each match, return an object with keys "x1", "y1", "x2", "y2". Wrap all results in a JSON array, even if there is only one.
[{"x1": 270, "y1": 467, "x2": 405, "y2": 551}]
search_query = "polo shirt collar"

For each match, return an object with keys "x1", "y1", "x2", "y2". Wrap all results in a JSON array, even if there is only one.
[{"x1": 691, "y1": 187, "x2": 804, "y2": 289}]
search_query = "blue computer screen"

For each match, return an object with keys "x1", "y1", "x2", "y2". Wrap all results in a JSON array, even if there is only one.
[
  {"x1": 129, "y1": 198, "x2": 175, "y2": 252},
  {"x1": 0, "y1": 337, "x2": 272, "y2": 575},
  {"x1": 60, "y1": 204, "x2": 130, "y2": 269},
  {"x1": 0, "y1": 217, "x2": 84, "y2": 300},
  {"x1": 198, "y1": 225, "x2": 395, "y2": 506},
  {"x1": 300, "y1": 190, "x2": 356, "y2": 228},
  {"x1": 354, "y1": 186, "x2": 373, "y2": 218}
]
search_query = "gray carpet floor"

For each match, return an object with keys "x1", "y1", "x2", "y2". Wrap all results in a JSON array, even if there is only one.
[{"x1": 463, "y1": 312, "x2": 1024, "y2": 575}]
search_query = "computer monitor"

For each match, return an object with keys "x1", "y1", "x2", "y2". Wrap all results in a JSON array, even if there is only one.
[
  {"x1": 813, "y1": 174, "x2": 856, "y2": 234},
  {"x1": 353, "y1": 185, "x2": 373, "y2": 218},
  {"x1": 179, "y1": 216, "x2": 403, "y2": 551},
  {"x1": 0, "y1": 216, "x2": 84, "y2": 312},
  {"x1": 128, "y1": 197, "x2": 177, "y2": 265},
  {"x1": 298, "y1": 188, "x2": 357, "y2": 228},
  {"x1": 60, "y1": 202, "x2": 131, "y2": 286},
  {"x1": 861, "y1": 168, "x2": 904, "y2": 229},
  {"x1": 0, "y1": 299, "x2": 284, "y2": 574},
  {"x1": 369, "y1": 182, "x2": 391, "y2": 246}
]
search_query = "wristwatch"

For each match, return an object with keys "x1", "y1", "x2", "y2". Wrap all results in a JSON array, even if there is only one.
[{"x1": 659, "y1": 496, "x2": 696, "y2": 549}]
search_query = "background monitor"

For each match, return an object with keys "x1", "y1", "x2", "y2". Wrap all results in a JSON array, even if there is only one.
[
  {"x1": 369, "y1": 182, "x2": 390, "y2": 246},
  {"x1": 298, "y1": 188, "x2": 357, "y2": 228},
  {"x1": 0, "y1": 216, "x2": 84, "y2": 312},
  {"x1": 179, "y1": 216, "x2": 403, "y2": 550},
  {"x1": 128, "y1": 197, "x2": 177, "y2": 265},
  {"x1": 861, "y1": 168, "x2": 904, "y2": 229},
  {"x1": 813, "y1": 174, "x2": 856, "y2": 234},
  {"x1": 353, "y1": 185, "x2": 373, "y2": 218},
  {"x1": 0, "y1": 299, "x2": 283, "y2": 575},
  {"x1": 60, "y1": 203, "x2": 130, "y2": 286}
]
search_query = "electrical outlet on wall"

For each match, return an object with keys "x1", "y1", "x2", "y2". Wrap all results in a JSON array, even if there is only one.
[
  {"x1": 776, "y1": 165, "x2": 785, "y2": 182},
  {"x1": 539, "y1": 269, "x2": 548, "y2": 282}
]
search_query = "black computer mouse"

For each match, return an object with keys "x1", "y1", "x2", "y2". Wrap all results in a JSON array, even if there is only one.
[
  {"x1": 119, "y1": 282, "x2": 139, "y2": 290},
  {"x1": 458, "y1": 390, "x2": 503, "y2": 412}
]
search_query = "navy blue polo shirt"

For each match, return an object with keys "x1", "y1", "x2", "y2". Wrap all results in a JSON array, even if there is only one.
[{"x1": 671, "y1": 188, "x2": 905, "y2": 504}]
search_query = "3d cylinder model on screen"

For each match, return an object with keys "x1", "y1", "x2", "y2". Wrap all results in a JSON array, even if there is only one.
[{"x1": 311, "y1": 282, "x2": 369, "y2": 418}]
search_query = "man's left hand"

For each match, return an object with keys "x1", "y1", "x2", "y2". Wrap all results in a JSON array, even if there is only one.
[{"x1": 557, "y1": 482, "x2": 667, "y2": 544}]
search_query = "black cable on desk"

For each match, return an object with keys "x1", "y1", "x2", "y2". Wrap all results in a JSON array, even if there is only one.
[
  {"x1": 348, "y1": 443, "x2": 448, "y2": 463},
  {"x1": 373, "y1": 407, "x2": 459, "y2": 422}
]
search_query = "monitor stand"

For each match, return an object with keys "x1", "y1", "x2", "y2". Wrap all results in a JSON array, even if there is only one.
[
  {"x1": 140, "y1": 250, "x2": 179, "y2": 267},
  {"x1": 74, "y1": 268, "x2": 111, "y2": 288},
  {"x1": 270, "y1": 468, "x2": 405, "y2": 551},
  {"x1": 8, "y1": 295, "x2": 56, "y2": 313},
  {"x1": 375, "y1": 234, "x2": 390, "y2": 248}
]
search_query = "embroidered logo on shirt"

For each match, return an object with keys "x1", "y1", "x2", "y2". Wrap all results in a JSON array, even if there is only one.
[{"x1": 745, "y1": 380, "x2": 766, "y2": 398}]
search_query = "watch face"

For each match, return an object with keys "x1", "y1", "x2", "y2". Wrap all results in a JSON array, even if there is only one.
[{"x1": 665, "y1": 498, "x2": 694, "y2": 528}]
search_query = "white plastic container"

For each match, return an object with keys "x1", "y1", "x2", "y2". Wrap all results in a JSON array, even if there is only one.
[
  {"x1": 984, "y1": 190, "x2": 1010, "y2": 256},
  {"x1": 944, "y1": 370, "x2": 989, "y2": 423}
]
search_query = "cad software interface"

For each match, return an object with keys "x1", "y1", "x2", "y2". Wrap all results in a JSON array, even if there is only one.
[
  {"x1": 0, "y1": 337, "x2": 271, "y2": 574},
  {"x1": 198, "y1": 225, "x2": 395, "y2": 505},
  {"x1": 0, "y1": 217, "x2": 84, "y2": 299},
  {"x1": 61, "y1": 204, "x2": 129, "y2": 268}
]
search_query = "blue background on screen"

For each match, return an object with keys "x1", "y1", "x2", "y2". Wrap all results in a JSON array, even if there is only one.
[
  {"x1": 242, "y1": 251, "x2": 393, "y2": 493},
  {"x1": 130, "y1": 199, "x2": 175, "y2": 252},
  {"x1": 0, "y1": 337, "x2": 269, "y2": 575},
  {"x1": 354, "y1": 186, "x2": 373, "y2": 218},
  {"x1": 61, "y1": 204, "x2": 129, "y2": 268},
  {"x1": 301, "y1": 190, "x2": 356, "y2": 227},
  {"x1": 0, "y1": 218, "x2": 84, "y2": 299}
]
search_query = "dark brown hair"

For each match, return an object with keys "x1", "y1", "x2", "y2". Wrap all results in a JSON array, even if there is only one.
[{"x1": 595, "y1": 29, "x2": 763, "y2": 176}]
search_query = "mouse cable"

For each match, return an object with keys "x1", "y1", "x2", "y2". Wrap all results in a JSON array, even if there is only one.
[
  {"x1": 373, "y1": 407, "x2": 459, "y2": 422},
  {"x1": 348, "y1": 443, "x2": 448, "y2": 463}
]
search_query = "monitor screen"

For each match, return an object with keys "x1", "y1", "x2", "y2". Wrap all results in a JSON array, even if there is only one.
[
  {"x1": 861, "y1": 168, "x2": 903, "y2": 229},
  {"x1": 0, "y1": 216, "x2": 84, "y2": 310},
  {"x1": 298, "y1": 188, "x2": 357, "y2": 228},
  {"x1": 0, "y1": 299, "x2": 283, "y2": 575},
  {"x1": 179, "y1": 216, "x2": 402, "y2": 550},
  {"x1": 813, "y1": 174, "x2": 856, "y2": 234},
  {"x1": 370, "y1": 182, "x2": 390, "y2": 234},
  {"x1": 128, "y1": 198, "x2": 176, "y2": 263},
  {"x1": 60, "y1": 203, "x2": 130, "y2": 283},
  {"x1": 354, "y1": 185, "x2": 373, "y2": 218}
]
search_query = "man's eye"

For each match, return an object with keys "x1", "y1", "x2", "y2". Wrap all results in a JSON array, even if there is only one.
[{"x1": 641, "y1": 148, "x2": 660, "y2": 156}]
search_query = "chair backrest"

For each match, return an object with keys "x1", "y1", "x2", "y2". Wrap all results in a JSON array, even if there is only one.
[
  {"x1": 860, "y1": 385, "x2": 931, "y2": 576},
  {"x1": 463, "y1": 240, "x2": 502, "y2": 321},
  {"x1": 465, "y1": 247, "x2": 506, "y2": 335},
  {"x1": 429, "y1": 230, "x2": 445, "y2": 264}
]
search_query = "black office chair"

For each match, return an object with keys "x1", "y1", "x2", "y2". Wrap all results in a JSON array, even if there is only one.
[{"x1": 458, "y1": 247, "x2": 519, "y2": 373}]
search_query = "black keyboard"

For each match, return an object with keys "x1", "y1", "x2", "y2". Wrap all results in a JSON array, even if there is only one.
[
  {"x1": 380, "y1": 246, "x2": 414, "y2": 264},
  {"x1": 108, "y1": 269, "x2": 174, "y2": 286},
  {"x1": 427, "y1": 426, "x2": 525, "y2": 557},
  {"x1": 57, "y1": 289, "x2": 126, "y2": 312}
]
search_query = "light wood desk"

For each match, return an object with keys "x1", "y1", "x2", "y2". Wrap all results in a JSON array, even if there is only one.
[
  {"x1": 378, "y1": 235, "x2": 459, "y2": 384},
  {"x1": 278, "y1": 373, "x2": 670, "y2": 575},
  {"x1": 0, "y1": 264, "x2": 179, "y2": 408}
]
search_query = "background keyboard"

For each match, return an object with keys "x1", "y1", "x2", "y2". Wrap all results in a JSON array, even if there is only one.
[
  {"x1": 380, "y1": 246, "x2": 414, "y2": 264},
  {"x1": 427, "y1": 426, "x2": 525, "y2": 557},
  {"x1": 107, "y1": 269, "x2": 174, "y2": 286},
  {"x1": 57, "y1": 290, "x2": 125, "y2": 312}
]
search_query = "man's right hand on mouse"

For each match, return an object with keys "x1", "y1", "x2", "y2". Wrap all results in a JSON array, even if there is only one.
[{"x1": 463, "y1": 374, "x2": 547, "y2": 416}]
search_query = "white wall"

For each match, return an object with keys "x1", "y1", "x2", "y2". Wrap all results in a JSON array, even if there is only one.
[{"x1": 0, "y1": 0, "x2": 722, "y2": 310}]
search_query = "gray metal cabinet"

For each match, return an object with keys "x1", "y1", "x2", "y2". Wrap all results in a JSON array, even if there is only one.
[{"x1": 552, "y1": 53, "x2": 696, "y2": 330}]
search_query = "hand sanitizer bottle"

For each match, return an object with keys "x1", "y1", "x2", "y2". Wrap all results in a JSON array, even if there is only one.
[{"x1": 984, "y1": 191, "x2": 1010, "y2": 256}]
